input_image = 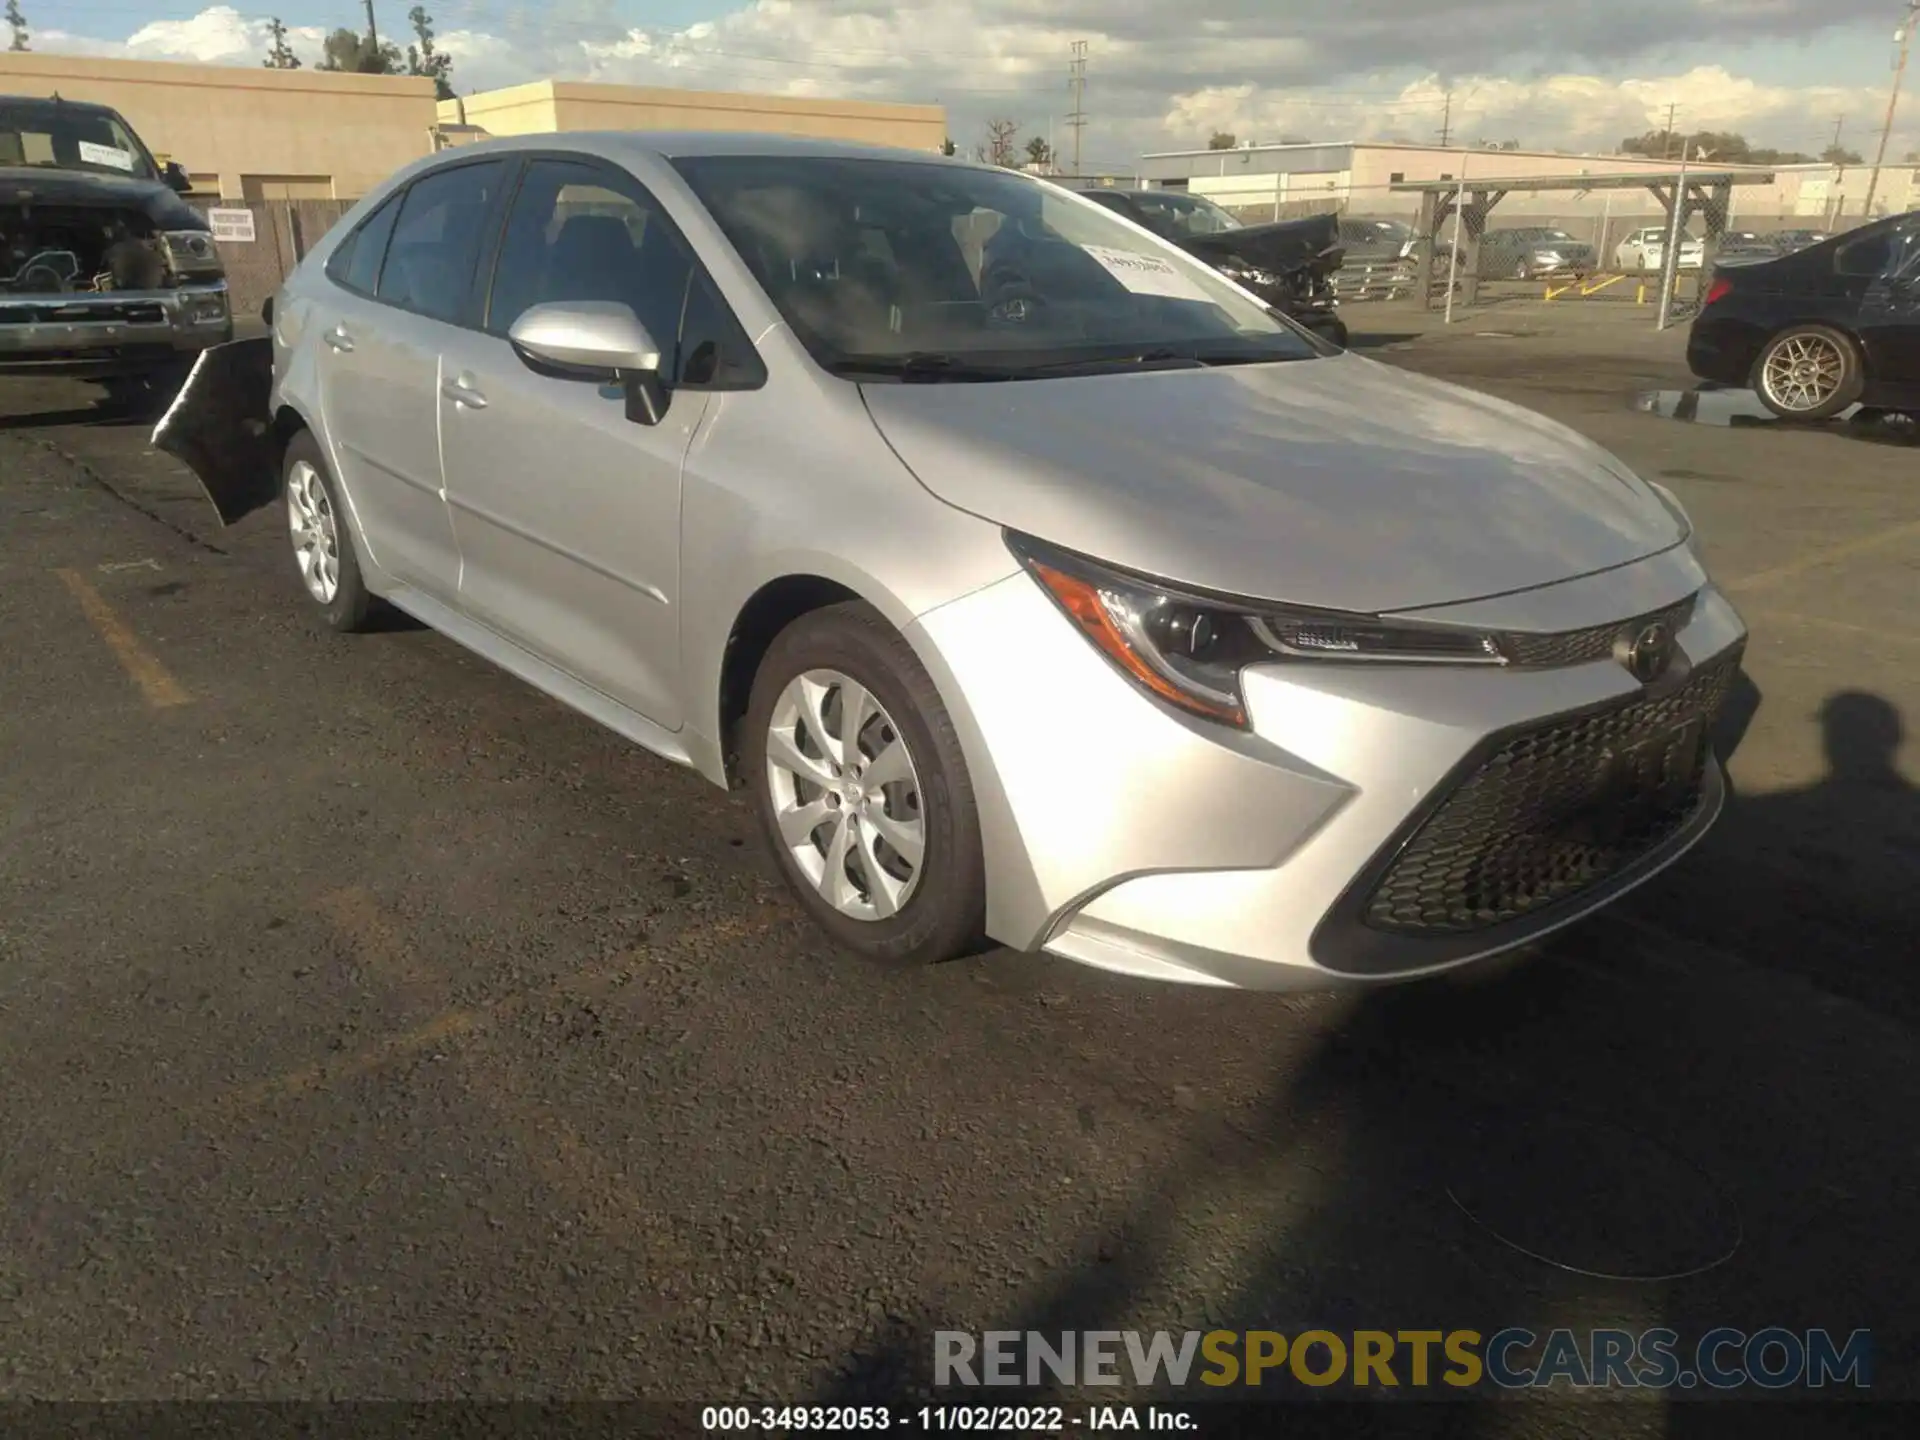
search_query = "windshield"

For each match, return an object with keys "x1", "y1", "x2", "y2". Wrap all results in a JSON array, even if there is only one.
[
  {"x1": 671, "y1": 155, "x2": 1318, "y2": 380},
  {"x1": 1131, "y1": 191, "x2": 1243, "y2": 237},
  {"x1": 0, "y1": 101, "x2": 158, "y2": 181}
]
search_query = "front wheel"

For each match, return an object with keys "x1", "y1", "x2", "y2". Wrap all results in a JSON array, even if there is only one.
[
  {"x1": 745, "y1": 603, "x2": 986, "y2": 966},
  {"x1": 1752, "y1": 324, "x2": 1864, "y2": 421}
]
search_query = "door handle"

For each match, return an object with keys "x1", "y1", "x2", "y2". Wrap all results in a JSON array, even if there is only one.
[
  {"x1": 441, "y1": 376, "x2": 488, "y2": 410},
  {"x1": 323, "y1": 324, "x2": 354, "y2": 353}
]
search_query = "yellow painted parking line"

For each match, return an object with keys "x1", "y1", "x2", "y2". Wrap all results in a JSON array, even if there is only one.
[
  {"x1": 55, "y1": 567, "x2": 190, "y2": 709},
  {"x1": 1725, "y1": 518, "x2": 1920, "y2": 595}
]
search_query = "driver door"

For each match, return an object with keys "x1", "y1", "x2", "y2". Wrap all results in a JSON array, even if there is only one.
[{"x1": 435, "y1": 156, "x2": 712, "y2": 729}]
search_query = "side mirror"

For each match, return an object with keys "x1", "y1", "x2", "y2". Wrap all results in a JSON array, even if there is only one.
[
  {"x1": 508, "y1": 300, "x2": 670, "y2": 425},
  {"x1": 164, "y1": 161, "x2": 193, "y2": 194}
]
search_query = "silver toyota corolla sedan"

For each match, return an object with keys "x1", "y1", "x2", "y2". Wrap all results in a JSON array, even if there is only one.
[{"x1": 161, "y1": 133, "x2": 1747, "y2": 991}]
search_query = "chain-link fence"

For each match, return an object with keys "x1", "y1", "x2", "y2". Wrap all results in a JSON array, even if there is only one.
[{"x1": 1202, "y1": 178, "x2": 1876, "y2": 309}]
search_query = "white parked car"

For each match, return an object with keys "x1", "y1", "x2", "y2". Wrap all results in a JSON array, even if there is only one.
[{"x1": 1615, "y1": 227, "x2": 1706, "y2": 272}]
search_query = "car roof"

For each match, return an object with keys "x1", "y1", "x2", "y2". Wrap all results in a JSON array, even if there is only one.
[
  {"x1": 0, "y1": 93, "x2": 123, "y2": 118},
  {"x1": 443, "y1": 129, "x2": 973, "y2": 168}
]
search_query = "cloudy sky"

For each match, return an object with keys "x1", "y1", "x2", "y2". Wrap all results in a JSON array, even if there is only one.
[{"x1": 25, "y1": 1, "x2": 1920, "y2": 166}]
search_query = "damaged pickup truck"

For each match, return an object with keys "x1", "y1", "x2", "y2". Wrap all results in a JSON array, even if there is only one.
[{"x1": 1, "y1": 94, "x2": 232, "y2": 404}]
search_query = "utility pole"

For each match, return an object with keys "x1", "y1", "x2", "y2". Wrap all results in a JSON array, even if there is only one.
[
  {"x1": 1663, "y1": 102, "x2": 1679, "y2": 158},
  {"x1": 1437, "y1": 88, "x2": 1454, "y2": 148},
  {"x1": 364, "y1": 0, "x2": 380, "y2": 48},
  {"x1": 1066, "y1": 40, "x2": 1088, "y2": 177},
  {"x1": 1833, "y1": 115, "x2": 1847, "y2": 154},
  {"x1": 1864, "y1": 0, "x2": 1920, "y2": 219}
]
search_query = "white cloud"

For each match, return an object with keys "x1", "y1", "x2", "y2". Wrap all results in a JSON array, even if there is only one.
[
  {"x1": 40, "y1": 7, "x2": 328, "y2": 68},
  {"x1": 1165, "y1": 67, "x2": 1906, "y2": 157},
  {"x1": 30, "y1": 2, "x2": 1919, "y2": 168}
]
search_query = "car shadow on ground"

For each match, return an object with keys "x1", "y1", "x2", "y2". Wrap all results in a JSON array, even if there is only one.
[
  {"x1": 809, "y1": 683, "x2": 1914, "y2": 1428},
  {"x1": 0, "y1": 399, "x2": 158, "y2": 432},
  {"x1": 1344, "y1": 333, "x2": 1425, "y2": 352}
]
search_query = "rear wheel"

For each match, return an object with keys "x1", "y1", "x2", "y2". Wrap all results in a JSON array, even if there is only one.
[
  {"x1": 283, "y1": 430, "x2": 375, "y2": 632},
  {"x1": 1752, "y1": 324, "x2": 1863, "y2": 421},
  {"x1": 744, "y1": 603, "x2": 986, "y2": 966}
]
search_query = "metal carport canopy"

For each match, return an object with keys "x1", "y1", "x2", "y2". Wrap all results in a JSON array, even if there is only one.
[{"x1": 1388, "y1": 169, "x2": 1779, "y2": 309}]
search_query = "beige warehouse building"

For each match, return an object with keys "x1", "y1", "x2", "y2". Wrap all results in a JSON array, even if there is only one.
[
  {"x1": 1137, "y1": 140, "x2": 1920, "y2": 228},
  {"x1": 440, "y1": 79, "x2": 947, "y2": 152},
  {"x1": 0, "y1": 51, "x2": 440, "y2": 199},
  {"x1": 1, "y1": 52, "x2": 948, "y2": 202}
]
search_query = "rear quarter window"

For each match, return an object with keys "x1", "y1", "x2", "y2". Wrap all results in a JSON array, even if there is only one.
[{"x1": 325, "y1": 192, "x2": 403, "y2": 297}]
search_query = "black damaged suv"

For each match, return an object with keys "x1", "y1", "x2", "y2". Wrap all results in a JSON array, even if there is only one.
[{"x1": 1, "y1": 94, "x2": 232, "y2": 404}]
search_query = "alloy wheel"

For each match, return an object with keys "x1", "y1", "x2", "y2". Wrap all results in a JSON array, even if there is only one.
[
  {"x1": 764, "y1": 668, "x2": 926, "y2": 921},
  {"x1": 1760, "y1": 334, "x2": 1846, "y2": 415},
  {"x1": 287, "y1": 459, "x2": 340, "y2": 604}
]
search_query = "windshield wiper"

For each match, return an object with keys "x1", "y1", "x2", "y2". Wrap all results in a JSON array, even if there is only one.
[{"x1": 824, "y1": 352, "x2": 1021, "y2": 383}]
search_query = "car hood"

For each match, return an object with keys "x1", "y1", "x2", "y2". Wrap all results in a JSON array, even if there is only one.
[
  {"x1": 860, "y1": 354, "x2": 1685, "y2": 614},
  {"x1": 1182, "y1": 213, "x2": 1344, "y2": 279},
  {"x1": 0, "y1": 166, "x2": 206, "y2": 230}
]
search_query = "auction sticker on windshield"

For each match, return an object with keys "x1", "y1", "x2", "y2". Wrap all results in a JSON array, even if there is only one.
[
  {"x1": 1081, "y1": 244, "x2": 1214, "y2": 303},
  {"x1": 78, "y1": 141, "x2": 136, "y2": 172}
]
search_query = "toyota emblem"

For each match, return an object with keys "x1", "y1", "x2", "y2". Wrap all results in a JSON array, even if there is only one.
[{"x1": 1616, "y1": 620, "x2": 1676, "y2": 684}]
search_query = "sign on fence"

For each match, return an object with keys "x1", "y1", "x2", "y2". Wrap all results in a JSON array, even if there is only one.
[{"x1": 207, "y1": 208, "x2": 257, "y2": 243}]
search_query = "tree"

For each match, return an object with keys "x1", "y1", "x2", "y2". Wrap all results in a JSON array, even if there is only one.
[
  {"x1": 978, "y1": 118, "x2": 1020, "y2": 168},
  {"x1": 1618, "y1": 129, "x2": 1815, "y2": 165},
  {"x1": 1822, "y1": 144, "x2": 1864, "y2": 166},
  {"x1": 1024, "y1": 134, "x2": 1052, "y2": 169},
  {"x1": 406, "y1": 6, "x2": 455, "y2": 101},
  {"x1": 5, "y1": 0, "x2": 27, "y2": 53},
  {"x1": 940, "y1": 137, "x2": 957, "y2": 156},
  {"x1": 263, "y1": 17, "x2": 302, "y2": 69},
  {"x1": 317, "y1": 25, "x2": 401, "y2": 74},
  {"x1": 1207, "y1": 131, "x2": 1237, "y2": 150}
]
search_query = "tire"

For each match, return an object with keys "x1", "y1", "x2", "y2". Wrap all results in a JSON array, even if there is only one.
[
  {"x1": 744, "y1": 602, "x2": 986, "y2": 966},
  {"x1": 1750, "y1": 324, "x2": 1864, "y2": 422},
  {"x1": 282, "y1": 430, "x2": 375, "y2": 632},
  {"x1": 1514, "y1": 260, "x2": 1532, "y2": 281}
]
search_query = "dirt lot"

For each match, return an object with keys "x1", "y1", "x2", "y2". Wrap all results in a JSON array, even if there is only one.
[{"x1": 1, "y1": 303, "x2": 1915, "y2": 1426}]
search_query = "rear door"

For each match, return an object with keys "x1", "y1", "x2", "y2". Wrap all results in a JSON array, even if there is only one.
[
  {"x1": 316, "y1": 157, "x2": 508, "y2": 600},
  {"x1": 435, "y1": 155, "x2": 727, "y2": 728}
]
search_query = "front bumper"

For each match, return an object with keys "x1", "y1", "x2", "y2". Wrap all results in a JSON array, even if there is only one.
[
  {"x1": 911, "y1": 547, "x2": 1747, "y2": 991},
  {"x1": 0, "y1": 281, "x2": 233, "y2": 378}
]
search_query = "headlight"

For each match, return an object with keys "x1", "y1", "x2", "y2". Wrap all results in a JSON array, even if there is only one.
[
  {"x1": 1007, "y1": 534, "x2": 1505, "y2": 729},
  {"x1": 161, "y1": 230, "x2": 223, "y2": 277},
  {"x1": 1217, "y1": 261, "x2": 1281, "y2": 290}
]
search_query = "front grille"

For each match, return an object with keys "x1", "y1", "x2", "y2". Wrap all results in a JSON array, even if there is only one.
[
  {"x1": 1363, "y1": 652, "x2": 1740, "y2": 936},
  {"x1": 1498, "y1": 593, "x2": 1698, "y2": 669}
]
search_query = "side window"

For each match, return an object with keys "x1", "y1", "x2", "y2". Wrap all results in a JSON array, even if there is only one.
[
  {"x1": 325, "y1": 191, "x2": 402, "y2": 297},
  {"x1": 680, "y1": 271, "x2": 768, "y2": 389},
  {"x1": 487, "y1": 159, "x2": 696, "y2": 373},
  {"x1": 377, "y1": 159, "x2": 508, "y2": 324},
  {"x1": 1835, "y1": 227, "x2": 1899, "y2": 278}
]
